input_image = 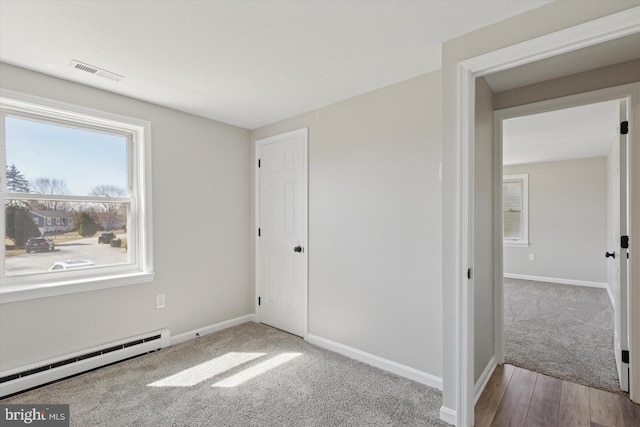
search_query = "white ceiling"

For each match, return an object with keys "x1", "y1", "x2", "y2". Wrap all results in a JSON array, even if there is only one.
[
  {"x1": 502, "y1": 100, "x2": 620, "y2": 166},
  {"x1": 0, "y1": 0, "x2": 553, "y2": 130}
]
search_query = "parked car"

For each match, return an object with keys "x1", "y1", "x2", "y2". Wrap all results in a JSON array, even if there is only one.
[
  {"x1": 49, "y1": 259, "x2": 95, "y2": 271},
  {"x1": 98, "y1": 232, "x2": 116, "y2": 244},
  {"x1": 25, "y1": 237, "x2": 54, "y2": 253}
]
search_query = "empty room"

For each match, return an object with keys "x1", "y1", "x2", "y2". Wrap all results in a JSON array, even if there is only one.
[
  {"x1": 1, "y1": 1, "x2": 639, "y2": 426},
  {"x1": 500, "y1": 101, "x2": 624, "y2": 393}
]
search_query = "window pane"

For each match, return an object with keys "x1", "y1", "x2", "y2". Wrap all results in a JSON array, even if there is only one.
[
  {"x1": 4, "y1": 201, "x2": 129, "y2": 276},
  {"x1": 503, "y1": 210, "x2": 522, "y2": 239},
  {"x1": 503, "y1": 181, "x2": 522, "y2": 211},
  {"x1": 5, "y1": 116, "x2": 127, "y2": 197}
]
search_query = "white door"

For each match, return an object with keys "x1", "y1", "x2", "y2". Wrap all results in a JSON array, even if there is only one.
[
  {"x1": 609, "y1": 100, "x2": 629, "y2": 392},
  {"x1": 256, "y1": 128, "x2": 307, "y2": 337}
]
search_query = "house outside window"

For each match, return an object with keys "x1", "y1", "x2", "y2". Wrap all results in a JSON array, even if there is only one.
[
  {"x1": 1, "y1": 90, "x2": 153, "y2": 302},
  {"x1": 503, "y1": 174, "x2": 529, "y2": 247}
]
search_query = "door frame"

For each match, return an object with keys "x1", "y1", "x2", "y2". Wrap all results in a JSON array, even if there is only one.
[
  {"x1": 453, "y1": 8, "x2": 640, "y2": 426},
  {"x1": 254, "y1": 127, "x2": 309, "y2": 337},
  {"x1": 493, "y1": 83, "x2": 638, "y2": 383}
]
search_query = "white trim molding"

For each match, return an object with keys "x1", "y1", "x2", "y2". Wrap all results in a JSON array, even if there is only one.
[
  {"x1": 306, "y1": 334, "x2": 443, "y2": 391},
  {"x1": 169, "y1": 315, "x2": 256, "y2": 346},
  {"x1": 439, "y1": 406, "x2": 457, "y2": 426},
  {"x1": 454, "y1": 6, "x2": 640, "y2": 425},
  {"x1": 455, "y1": 56, "x2": 477, "y2": 427},
  {"x1": 504, "y1": 273, "x2": 613, "y2": 307},
  {"x1": 504, "y1": 273, "x2": 607, "y2": 289},
  {"x1": 0, "y1": 89, "x2": 154, "y2": 303},
  {"x1": 474, "y1": 357, "x2": 497, "y2": 404}
]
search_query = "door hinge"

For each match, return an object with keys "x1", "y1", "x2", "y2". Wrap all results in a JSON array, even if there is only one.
[
  {"x1": 258, "y1": 297, "x2": 261, "y2": 306},
  {"x1": 467, "y1": 268, "x2": 472, "y2": 279},
  {"x1": 258, "y1": 159, "x2": 261, "y2": 168},
  {"x1": 622, "y1": 350, "x2": 629, "y2": 364},
  {"x1": 621, "y1": 121, "x2": 629, "y2": 135},
  {"x1": 621, "y1": 235, "x2": 629, "y2": 249}
]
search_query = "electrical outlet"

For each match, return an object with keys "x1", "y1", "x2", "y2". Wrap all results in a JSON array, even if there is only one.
[
  {"x1": 529, "y1": 254, "x2": 535, "y2": 262},
  {"x1": 156, "y1": 294, "x2": 165, "y2": 309}
]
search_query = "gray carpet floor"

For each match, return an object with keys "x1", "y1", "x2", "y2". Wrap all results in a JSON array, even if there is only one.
[
  {"x1": 1, "y1": 322, "x2": 448, "y2": 426},
  {"x1": 503, "y1": 278, "x2": 621, "y2": 394}
]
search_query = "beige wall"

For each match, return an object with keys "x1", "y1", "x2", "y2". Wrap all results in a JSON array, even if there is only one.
[
  {"x1": 473, "y1": 77, "x2": 495, "y2": 383},
  {"x1": 0, "y1": 63, "x2": 252, "y2": 371},
  {"x1": 503, "y1": 157, "x2": 608, "y2": 283},
  {"x1": 252, "y1": 72, "x2": 443, "y2": 376},
  {"x1": 441, "y1": 0, "x2": 639, "y2": 415},
  {"x1": 495, "y1": 58, "x2": 640, "y2": 111}
]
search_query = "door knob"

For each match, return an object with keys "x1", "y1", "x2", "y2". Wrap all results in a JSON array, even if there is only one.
[
  {"x1": 605, "y1": 251, "x2": 615, "y2": 259},
  {"x1": 294, "y1": 246, "x2": 303, "y2": 253}
]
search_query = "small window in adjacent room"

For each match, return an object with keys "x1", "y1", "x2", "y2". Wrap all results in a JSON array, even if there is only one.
[
  {"x1": 1, "y1": 90, "x2": 153, "y2": 302},
  {"x1": 503, "y1": 174, "x2": 528, "y2": 247}
]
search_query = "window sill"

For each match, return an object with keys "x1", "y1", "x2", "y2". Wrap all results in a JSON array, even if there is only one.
[
  {"x1": 504, "y1": 241, "x2": 529, "y2": 248},
  {"x1": 0, "y1": 271, "x2": 154, "y2": 304}
]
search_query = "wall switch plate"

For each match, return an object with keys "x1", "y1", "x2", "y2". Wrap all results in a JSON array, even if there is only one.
[
  {"x1": 156, "y1": 294, "x2": 165, "y2": 309},
  {"x1": 529, "y1": 254, "x2": 535, "y2": 261}
]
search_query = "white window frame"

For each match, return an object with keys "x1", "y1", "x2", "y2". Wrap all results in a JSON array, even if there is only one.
[
  {"x1": 0, "y1": 89, "x2": 154, "y2": 303},
  {"x1": 503, "y1": 173, "x2": 529, "y2": 247}
]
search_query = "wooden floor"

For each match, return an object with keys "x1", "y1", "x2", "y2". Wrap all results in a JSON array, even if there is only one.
[{"x1": 475, "y1": 364, "x2": 640, "y2": 427}]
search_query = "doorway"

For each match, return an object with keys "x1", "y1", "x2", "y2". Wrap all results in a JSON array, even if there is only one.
[
  {"x1": 255, "y1": 128, "x2": 308, "y2": 337},
  {"x1": 497, "y1": 98, "x2": 628, "y2": 394},
  {"x1": 450, "y1": 11, "x2": 640, "y2": 427}
]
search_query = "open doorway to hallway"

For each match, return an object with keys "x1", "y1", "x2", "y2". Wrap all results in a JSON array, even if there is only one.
[{"x1": 499, "y1": 98, "x2": 628, "y2": 394}]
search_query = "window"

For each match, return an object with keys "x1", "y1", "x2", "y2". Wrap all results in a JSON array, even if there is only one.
[
  {"x1": 1, "y1": 90, "x2": 153, "y2": 302},
  {"x1": 503, "y1": 174, "x2": 528, "y2": 247}
]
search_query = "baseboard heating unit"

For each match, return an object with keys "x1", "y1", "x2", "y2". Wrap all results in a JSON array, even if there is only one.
[{"x1": 0, "y1": 329, "x2": 170, "y2": 398}]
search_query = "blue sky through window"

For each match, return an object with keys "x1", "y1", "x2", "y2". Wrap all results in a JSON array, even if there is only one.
[{"x1": 5, "y1": 116, "x2": 127, "y2": 196}]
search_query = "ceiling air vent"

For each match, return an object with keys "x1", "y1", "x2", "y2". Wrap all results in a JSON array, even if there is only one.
[{"x1": 69, "y1": 60, "x2": 124, "y2": 82}]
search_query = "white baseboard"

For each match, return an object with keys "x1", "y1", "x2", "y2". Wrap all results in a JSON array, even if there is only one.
[
  {"x1": 437, "y1": 357, "x2": 495, "y2": 426},
  {"x1": 439, "y1": 405, "x2": 456, "y2": 425},
  {"x1": 169, "y1": 314, "x2": 256, "y2": 346},
  {"x1": 504, "y1": 273, "x2": 607, "y2": 289},
  {"x1": 305, "y1": 334, "x2": 442, "y2": 390},
  {"x1": 475, "y1": 356, "x2": 497, "y2": 404},
  {"x1": 505, "y1": 273, "x2": 614, "y2": 307},
  {"x1": 436, "y1": 358, "x2": 496, "y2": 426}
]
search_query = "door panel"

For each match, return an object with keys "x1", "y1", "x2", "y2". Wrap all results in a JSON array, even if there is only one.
[
  {"x1": 256, "y1": 129, "x2": 307, "y2": 337},
  {"x1": 610, "y1": 99, "x2": 629, "y2": 392}
]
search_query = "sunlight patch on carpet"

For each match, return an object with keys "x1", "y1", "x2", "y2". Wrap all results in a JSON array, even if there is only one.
[
  {"x1": 212, "y1": 353, "x2": 302, "y2": 388},
  {"x1": 147, "y1": 352, "x2": 265, "y2": 387}
]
